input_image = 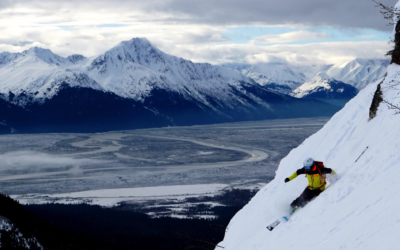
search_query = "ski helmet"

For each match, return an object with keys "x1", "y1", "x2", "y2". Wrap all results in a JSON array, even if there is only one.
[{"x1": 303, "y1": 157, "x2": 314, "y2": 169}]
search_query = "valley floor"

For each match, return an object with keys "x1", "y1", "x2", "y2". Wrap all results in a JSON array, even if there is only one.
[{"x1": 1, "y1": 117, "x2": 329, "y2": 214}]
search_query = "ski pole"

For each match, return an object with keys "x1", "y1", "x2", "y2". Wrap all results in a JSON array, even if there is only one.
[{"x1": 355, "y1": 146, "x2": 369, "y2": 163}]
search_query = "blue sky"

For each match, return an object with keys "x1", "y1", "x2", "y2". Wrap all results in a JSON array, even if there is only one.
[{"x1": 223, "y1": 26, "x2": 392, "y2": 45}]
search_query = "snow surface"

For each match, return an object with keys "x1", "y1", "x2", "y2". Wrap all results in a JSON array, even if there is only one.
[
  {"x1": 225, "y1": 59, "x2": 389, "y2": 93},
  {"x1": 217, "y1": 62, "x2": 400, "y2": 249},
  {"x1": 326, "y1": 58, "x2": 390, "y2": 90},
  {"x1": 0, "y1": 38, "x2": 260, "y2": 111},
  {"x1": 289, "y1": 73, "x2": 358, "y2": 100},
  {"x1": 290, "y1": 74, "x2": 332, "y2": 98},
  {"x1": 226, "y1": 63, "x2": 306, "y2": 90}
]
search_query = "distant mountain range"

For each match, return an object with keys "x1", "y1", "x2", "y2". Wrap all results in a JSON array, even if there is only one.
[
  {"x1": 224, "y1": 58, "x2": 389, "y2": 100},
  {"x1": 290, "y1": 74, "x2": 359, "y2": 106},
  {"x1": 0, "y1": 38, "x2": 339, "y2": 134}
]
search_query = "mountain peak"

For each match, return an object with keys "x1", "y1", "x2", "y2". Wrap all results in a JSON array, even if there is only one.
[
  {"x1": 90, "y1": 37, "x2": 166, "y2": 72},
  {"x1": 291, "y1": 72, "x2": 358, "y2": 100},
  {"x1": 326, "y1": 58, "x2": 390, "y2": 89},
  {"x1": 112, "y1": 37, "x2": 157, "y2": 55},
  {"x1": 24, "y1": 47, "x2": 55, "y2": 57},
  {"x1": 22, "y1": 47, "x2": 66, "y2": 65},
  {"x1": 67, "y1": 54, "x2": 86, "y2": 64},
  {"x1": 119, "y1": 37, "x2": 152, "y2": 48}
]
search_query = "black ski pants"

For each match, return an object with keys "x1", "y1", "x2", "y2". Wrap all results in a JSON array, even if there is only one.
[{"x1": 290, "y1": 187, "x2": 322, "y2": 208}]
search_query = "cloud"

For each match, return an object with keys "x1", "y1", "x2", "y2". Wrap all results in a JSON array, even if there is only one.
[
  {"x1": 159, "y1": 41, "x2": 390, "y2": 65},
  {"x1": 0, "y1": 22, "x2": 230, "y2": 57},
  {"x1": 174, "y1": 30, "x2": 230, "y2": 44},
  {"x1": 250, "y1": 31, "x2": 329, "y2": 44},
  {"x1": 0, "y1": 0, "x2": 395, "y2": 67},
  {"x1": 149, "y1": 0, "x2": 396, "y2": 31},
  {"x1": 0, "y1": 0, "x2": 396, "y2": 30},
  {"x1": 0, "y1": 0, "x2": 14, "y2": 9},
  {"x1": 12, "y1": 41, "x2": 33, "y2": 46},
  {"x1": 357, "y1": 35, "x2": 377, "y2": 39}
]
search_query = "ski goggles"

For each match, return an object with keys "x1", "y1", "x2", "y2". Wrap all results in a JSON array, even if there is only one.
[{"x1": 305, "y1": 165, "x2": 316, "y2": 170}]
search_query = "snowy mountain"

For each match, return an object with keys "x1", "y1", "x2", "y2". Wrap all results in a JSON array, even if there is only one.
[
  {"x1": 290, "y1": 74, "x2": 358, "y2": 100},
  {"x1": 224, "y1": 59, "x2": 389, "y2": 95},
  {"x1": 0, "y1": 38, "x2": 339, "y2": 133},
  {"x1": 216, "y1": 56, "x2": 400, "y2": 249},
  {"x1": 225, "y1": 63, "x2": 306, "y2": 94},
  {"x1": 326, "y1": 58, "x2": 390, "y2": 90}
]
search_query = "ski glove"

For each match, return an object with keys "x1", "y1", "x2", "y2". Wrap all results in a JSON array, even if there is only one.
[{"x1": 284, "y1": 178, "x2": 290, "y2": 183}]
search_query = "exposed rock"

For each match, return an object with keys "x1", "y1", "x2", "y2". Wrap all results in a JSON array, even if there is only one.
[
  {"x1": 391, "y1": 21, "x2": 400, "y2": 64},
  {"x1": 369, "y1": 79, "x2": 384, "y2": 120}
]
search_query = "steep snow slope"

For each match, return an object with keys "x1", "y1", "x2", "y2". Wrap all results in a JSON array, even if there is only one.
[
  {"x1": 291, "y1": 74, "x2": 358, "y2": 99},
  {"x1": 217, "y1": 63, "x2": 400, "y2": 250}
]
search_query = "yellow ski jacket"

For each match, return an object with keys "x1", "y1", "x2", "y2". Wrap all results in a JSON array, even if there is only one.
[{"x1": 288, "y1": 162, "x2": 336, "y2": 191}]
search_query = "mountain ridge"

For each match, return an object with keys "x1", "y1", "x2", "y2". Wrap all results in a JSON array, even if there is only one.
[
  {"x1": 224, "y1": 58, "x2": 389, "y2": 95},
  {"x1": 0, "y1": 38, "x2": 340, "y2": 133},
  {"x1": 290, "y1": 74, "x2": 359, "y2": 100}
]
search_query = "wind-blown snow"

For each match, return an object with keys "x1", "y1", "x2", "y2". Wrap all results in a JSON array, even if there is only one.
[{"x1": 217, "y1": 62, "x2": 400, "y2": 249}]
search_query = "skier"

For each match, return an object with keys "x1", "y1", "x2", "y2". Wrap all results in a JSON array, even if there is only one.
[{"x1": 284, "y1": 157, "x2": 336, "y2": 209}]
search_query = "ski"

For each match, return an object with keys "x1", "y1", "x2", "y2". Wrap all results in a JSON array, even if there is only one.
[
  {"x1": 266, "y1": 207, "x2": 298, "y2": 231},
  {"x1": 266, "y1": 219, "x2": 281, "y2": 231}
]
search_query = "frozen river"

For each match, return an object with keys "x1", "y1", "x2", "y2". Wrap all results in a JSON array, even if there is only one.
[{"x1": 0, "y1": 117, "x2": 329, "y2": 195}]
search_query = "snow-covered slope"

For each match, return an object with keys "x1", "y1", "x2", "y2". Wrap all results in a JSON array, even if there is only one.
[
  {"x1": 225, "y1": 59, "x2": 389, "y2": 94},
  {"x1": 0, "y1": 38, "x2": 339, "y2": 133},
  {"x1": 291, "y1": 74, "x2": 358, "y2": 99},
  {"x1": 0, "y1": 39, "x2": 249, "y2": 107},
  {"x1": 0, "y1": 38, "x2": 299, "y2": 110},
  {"x1": 226, "y1": 63, "x2": 306, "y2": 91},
  {"x1": 326, "y1": 58, "x2": 390, "y2": 90},
  {"x1": 87, "y1": 38, "x2": 251, "y2": 105},
  {"x1": 217, "y1": 63, "x2": 400, "y2": 249},
  {"x1": 0, "y1": 47, "x2": 101, "y2": 105}
]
